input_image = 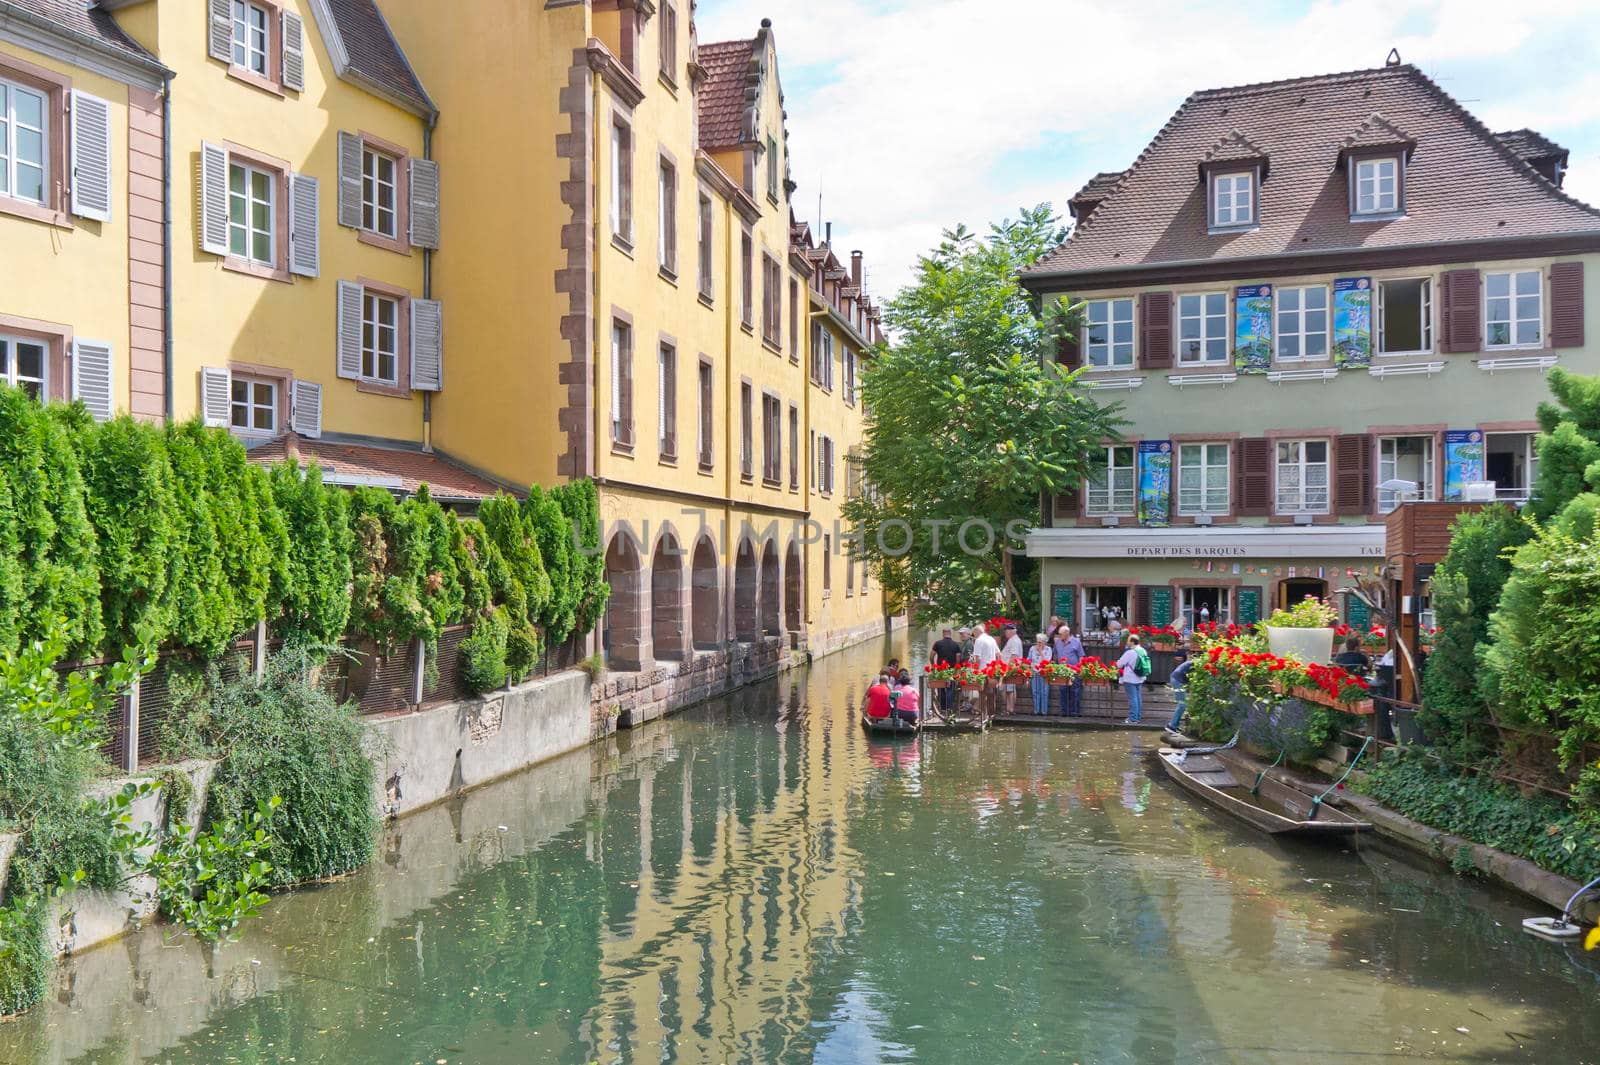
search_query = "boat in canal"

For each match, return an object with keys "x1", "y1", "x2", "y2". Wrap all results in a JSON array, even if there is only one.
[
  {"x1": 1156, "y1": 748, "x2": 1371, "y2": 839},
  {"x1": 861, "y1": 710, "x2": 920, "y2": 736}
]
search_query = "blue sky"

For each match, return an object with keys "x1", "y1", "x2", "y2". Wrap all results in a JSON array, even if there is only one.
[{"x1": 695, "y1": 0, "x2": 1600, "y2": 300}]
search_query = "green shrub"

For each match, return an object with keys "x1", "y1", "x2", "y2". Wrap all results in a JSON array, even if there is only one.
[
  {"x1": 162, "y1": 423, "x2": 234, "y2": 657},
  {"x1": 525, "y1": 485, "x2": 577, "y2": 643},
  {"x1": 554, "y1": 479, "x2": 608, "y2": 638},
  {"x1": 451, "y1": 513, "x2": 494, "y2": 618},
  {"x1": 506, "y1": 620, "x2": 541, "y2": 682},
  {"x1": 268, "y1": 462, "x2": 352, "y2": 646},
  {"x1": 346, "y1": 487, "x2": 464, "y2": 653},
  {"x1": 480, "y1": 494, "x2": 551, "y2": 632},
  {"x1": 1530, "y1": 367, "x2": 1600, "y2": 523},
  {"x1": 460, "y1": 607, "x2": 510, "y2": 693}
]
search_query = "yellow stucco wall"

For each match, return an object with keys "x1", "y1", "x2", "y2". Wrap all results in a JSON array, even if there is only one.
[{"x1": 149, "y1": 0, "x2": 427, "y2": 442}]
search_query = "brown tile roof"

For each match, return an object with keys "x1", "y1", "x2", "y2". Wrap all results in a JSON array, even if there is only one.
[
  {"x1": 1496, "y1": 127, "x2": 1567, "y2": 164},
  {"x1": 7, "y1": 0, "x2": 165, "y2": 70},
  {"x1": 245, "y1": 436, "x2": 508, "y2": 502},
  {"x1": 1028, "y1": 64, "x2": 1600, "y2": 280},
  {"x1": 324, "y1": 0, "x2": 433, "y2": 115},
  {"x1": 1341, "y1": 113, "x2": 1415, "y2": 154},
  {"x1": 1069, "y1": 170, "x2": 1125, "y2": 220},
  {"x1": 696, "y1": 38, "x2": 757, "y2": 149},
  {"x1": 1202, "y1": 129, "x2": 1269, "y2": 168}
]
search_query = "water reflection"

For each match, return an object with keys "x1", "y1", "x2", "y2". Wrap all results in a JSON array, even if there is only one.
[{"x1": 3, "y1": 632, "x2": 1598, "y2": 1064}]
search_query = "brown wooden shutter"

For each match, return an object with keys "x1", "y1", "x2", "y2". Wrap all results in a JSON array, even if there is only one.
[
  {"x1": 1335, "y1": 434, "x2": 1373, "y2": 515},
  {"x1": 1438, "y1": 269, "x2": 1481, "y2": 353},
  {"x1": 1140, "y1": 292, "x2": 1173, "y2": 369},
  {"x1": 1134, "y1": 585, "x2": 1153, "y2": 627},
  {"x1": 1056, "y1": 321, "x2": 1081, "y2": 369},
  {"x1": 1550, "y1": 261, "x2": 1585, "y2": 348},
  {"x1": 1052, "y1": 485, "x2": 1080, "y2": 521},
  {"x1": 1235, "y1": 438, "x2": 1271, "y2": 516}
]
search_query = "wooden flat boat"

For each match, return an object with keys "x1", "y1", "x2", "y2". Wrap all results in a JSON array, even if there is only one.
[
  {"x1": 861, "y1": 712, "x2": 920, "y2": 736},
  {"x1": 1156, "y1": 748, "x2": 1370, "y2": 838}
]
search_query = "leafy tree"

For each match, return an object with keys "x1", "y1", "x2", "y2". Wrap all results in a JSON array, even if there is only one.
[
  {"x1": 526, "y1": 485, "x2": 578, "y2": 643},
  {"x1": 842, "y1": 205, "x2": 1123, "y2": 620},
  {"x1": 163, "y1": 422, "x2": 233, "y2": 656},
  {"x1": 556, "y1": 479, "x2": 609, "y2": 637},
  {"x1": 1530, "y1": 367, "x2": 1600, "y2": 523},
  {"x1": 268, "y1": 461, "x2": 353, "y2": 646}
]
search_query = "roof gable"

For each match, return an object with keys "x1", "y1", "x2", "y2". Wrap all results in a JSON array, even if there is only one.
[{"x1": 307, "y1": 0, "x2": 433, "y2": 116}]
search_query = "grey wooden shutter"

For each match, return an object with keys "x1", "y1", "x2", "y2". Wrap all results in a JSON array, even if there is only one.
[
  {"x1": 1550, "y1": 261, "x2": 1585, "y2": 348},
  {"x1": 410, "y1": 298, "x2": 443, "y2": 391},
  {"x1": 69, "y1": 90, "x2": 113, "y2": 222},
  {"x1": 291, "y1": 380, "x2": 323, "y2": 438},
  {"x1": 409, "y1": 158, "x2": 440, "y2": 249},
  {"x1": 200, "y1": 366, "x2": 231, "y2": 427},
  {"x1": 1438, "y1": 269, "x2": 1481, "y2": 353},
  {"x1": 72, "y1": 339, "x2": 115, "y2": 422},
  {"x1": 281, "y1": 10, "x2": 306, "y2": 92},
  {"x1": 336, "y1": 281, "x2": 364, "y2": 379},
  {"x1": 200, "y1": 142, "x2": 230, "y2": 254},
  {"x1": 337, "y1": 131, "x2": 363, "y2": 228},
  {"x1": 1139, "y1": 291, "x2": 1173, "y2": 369},
  {"x1": 207, "y1": 0, "x2": 232, "y2": 63},
  {"x1": 288, "y1": 172, "x2": 320, "y2": 277}
]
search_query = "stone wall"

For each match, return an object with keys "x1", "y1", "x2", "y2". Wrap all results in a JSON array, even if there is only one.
[{"x1": 597, "y1": 636, "x2": 794, "y2": 729}]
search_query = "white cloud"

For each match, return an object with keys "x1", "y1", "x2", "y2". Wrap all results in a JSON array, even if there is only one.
[{"x1": 695, "y1": 0, "x2": 1600, "y2": 300}]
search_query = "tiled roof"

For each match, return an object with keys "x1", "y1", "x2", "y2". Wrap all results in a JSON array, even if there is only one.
[
  {"x1": 6, "y1": 0, "x2": 165, "y2": 70},
  {"x1": 696, "y1": 38, "x2": 756, "y2": 149},
  {"x1": 1028, "y1": 64, "x2": 1600, "y2": 280},
  {"x1": 324, "y1": 0, "x2": 433, "y2": 115},
  {"x1": 1071, "y1": 170, "x2": 1125, "y2": 202},
  {"x1": 1341, "y1": 113, "x2": 1415, "y2": 153},
  {"x1": 245, "y1": 436, "x2": 508, "y2": 502},
  {"x1": 1202, "y1": 129, "x2": 1269, "y2": 167},
  {"x1": 1496, "y1": 128, "x2": 1567, "y2": 163}
]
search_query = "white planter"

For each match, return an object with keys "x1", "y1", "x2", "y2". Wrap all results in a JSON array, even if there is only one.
[{"x1": 1265, "y1": 626, "x2": 1335, "y2": 663}]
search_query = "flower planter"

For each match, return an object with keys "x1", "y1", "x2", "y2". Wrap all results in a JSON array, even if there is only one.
[
  {"x1": 1147, "y1": 647, "x2": 1180, "y2": 685},
  {"x1": 1271, "y1": 680, "x2": 1374, "y2": 715},
  {"x1": 927, "y1": 678, "x2": 951, "y2": 689},
  {"x1": 959, "y1": 682, "x2": 984, "y2": 691},
  {"x1": 1046, "y1": 677, "x2": 1070, "y2": 687},
  {"x1": 1265, "y1": 626, "x2": 1335, "y2": 664}
]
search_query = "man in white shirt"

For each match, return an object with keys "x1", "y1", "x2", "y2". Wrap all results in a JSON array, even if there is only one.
[
  {"x1": 999, "y1": 624, "x2": 1024, "y2": 714},
  {"x1": 971, "y1": 622, "x2": 1000, "y2": 716}
]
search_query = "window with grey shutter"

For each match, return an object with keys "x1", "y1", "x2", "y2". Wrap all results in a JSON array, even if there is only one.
[
  {"x1": 410, "y1": 298, "x2": 443, "y2": 391},
  {"x1": 336, "y1": 281, "x2": 364, "y2": 379},
  {"x1": 200, "y1": 366, "x2": 231, "y2": 427},
  {"x1": 281, "y1": 10, "x2": 305, "y2": 92},
  {"x1": 69, "y1": 90, "x2": 113, "y2": 222},
  {"x1": 409, "y1": 158, "x2": 440, "y2": 249},
  {"x1": 72, "y1": 340, "x2": 115, "y2": 421},
  {"x1": 207, "y1": 0, "x2": 232, "y2": 63},
  {"x1": 291, "y1": 380, "x2": 323, "y2": 437},
  {"x1": 288, "y1": 172, "x2": 320, "y2": 277},
  {"x1": 199, "y1": 142, "x2": 229, "y2": 254},
  {"x1": 337, "y1": 132, "x2": 363, "y2": 228}
]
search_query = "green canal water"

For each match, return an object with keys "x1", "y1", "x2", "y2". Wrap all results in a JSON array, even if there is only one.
[{"x1": 5, "y1": 633, "x2": 1599, "y2": 1065}]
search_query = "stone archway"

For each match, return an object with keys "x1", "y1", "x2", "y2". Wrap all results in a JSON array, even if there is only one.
[
  {"x1": 733, "y1": 538, "x2": 759, "y2": 641},
  {"x1": 651, "y1": 529, "x2": 687, "y2": 660},
  {"x1": 760, "y1": 540, "x2": 781, "y2": 637},
  {"x1": 691, "y1": 534, "x2": 721, "y2": 650},
  {"x1": 784, "y1": 540, "x2": 802, "y2": 636},
  {"x1": 604, "y1": 531, "x2": 648, "y2": 671}
]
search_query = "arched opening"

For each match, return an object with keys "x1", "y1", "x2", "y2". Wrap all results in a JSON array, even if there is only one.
[
  {"x1": 604, "y1": 532, "x2": 648, "y2": 671},
  {"x1": 760, "y1": 540, "x2": 781, "y2": 637},
  {"x1": 651, "y1": 531, "x2": 685, "y2": 660},
  {"x1": 1279, "y1": 577, "x2": 1329, "y2": 610},
  {"x1": 691, "y1": 535, "x2": 721, "y2": 650},
  {"x1": 733, "y1": 539, "x2": 759, "y2": 641},
  {"x1": 784, "y1": 540, "x2": 802, "y2": 635}
]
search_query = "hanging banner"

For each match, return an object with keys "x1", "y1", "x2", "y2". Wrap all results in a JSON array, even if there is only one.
[
  {"x1": 1333, "y1": 277, "x2": 1373, "y2": 368},
  {"x1": 1443, "y1": 430, "x2": 1485, "y2": 501},
  {"x1": 1233, "y1": 285, "x2": 1273, "y2": 374},
  {"x1": 1137, "y1": 440, "x2": 1173, "y2": 527}
]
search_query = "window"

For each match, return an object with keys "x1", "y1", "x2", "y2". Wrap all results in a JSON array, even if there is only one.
[
  {"x1": 846, "y1": 539, "x2": 854, "y2": 595},
  {"x1": 1084, "y1": 298, "x2": 1134, "y2": 369},
  {"x1": 1275, "y1": 440, "x2": 1330, "y2": 514},
  {"x1": 362, "y1": 147, "x2": 398, "y2": 239},
  {"x1": 609, "y1": 118, "x2": 633, "y2": 243},
  {"x1": 761, "y1": 393, "x2": 781, "y2": 483},
  {"x1": 658, "y1": 159, "x2": 676, "y2": 273},
  {"x1": 762, "y1": 255, "x2": 781, "y2": 344},
  {"x1": 1485, "y1": 269, "x2": 1542, "y2": 348},
  {"x1": 817, "y1": 435, "x2": 835, "y2": 494},
  {"x1": 231, "y1": 0, "x2": 270, "y2": 77},
  {"x1": 228, "y1": 160, "x2": 276, "y2": 266},
  {"x1": 1377, "y1": 278, "x2": 1432, "y2": 354},
  {"x1": 766, "y1": 134, "x2": 779, "y2": 201},
  {"x1": 739, "y1": 381, "x2": 753, "y2": 478},
  {"x1": 659, "y1": 1, "x2": 678, "y2": 81},
  {"x1": 696, "y1": 193, "x2": 713, "y2": 298},
  {"x1": 1486, "y1": 433, "x2": 1537, "y2": 503},
  {"x1": 658, "y1": 342, "x2": 676, "y2": 458},
  {"x1": 611, "y1": 319, "x2": 632, "y2": 445},
  {"x1": 740, "y1": 232, "x2": 753, "y2": 326},
  {"x1": 1211, "y1": 171, "x2": 1253, "y2": 227},
  {"x1": 0, "y1": 77, "x2": 48, "y2": 205},
  {"x1": 789, "y1": 279, "x2": 799, "y2": 358},
  {"x1": 822, "y1": 534, "x2": 831, "y2": 595},
  {"x1": 844, "y1": 349, "x2": 857, "y2": 404},
  {"x1": 1180, "y1": 587, "x2": 1231, "y2": 626},
  {"x1": 0, "y1": 335, "x2": 46, "y2": 400},
  {"x1": 1378, "y1": 436, "x2": 1435, "y2": 512},
  {"x1": 1177, "y1": 443, "x2": 1229, "y2": 515},
  {"x1": 1086, "y1": 445, "x2": 1136, "y2": 516},
  {"x1": 788, "y1": 404, "x2": 799, "y2": 489},
  {"x1": 1354, "y1": 157, "x2": 1399, "y2": 215},
  {"x1": 229, "y1": 376, "x2": 277, "y2": 433},
  {"x1": 1275, "y1": 285, "x2": 1329, "y2": 361},
  {"x1": 697, "y1": 359, "x2": 713, "y2": 467},
  {"x1": 361, "y1": 291, "x2": 399, "y2": 384},
  {"x1": 1177, "y1": 292, "x2": 1228, "y2": 364}
]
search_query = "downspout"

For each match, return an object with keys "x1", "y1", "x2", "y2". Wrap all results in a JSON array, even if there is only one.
[
  {"x1": 722, "y1": 197, "x2": 735, "y2": 627},
  {"x1": 421, "y1": 109, "x2": 436, "y2": 450},
  {"x1": 161, "y1": 72, "x2": 173, "y2": 419}
]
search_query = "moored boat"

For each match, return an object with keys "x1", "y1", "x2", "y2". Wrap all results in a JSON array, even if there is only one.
[
  {"x1": 1156, "y1": 748, "x2": 1370, "y2": 838},
  {"x1": 861, "y1": 712, "x2": 920, "y2": 736}
]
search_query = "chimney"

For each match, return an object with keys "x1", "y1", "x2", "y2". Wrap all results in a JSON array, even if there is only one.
[
  {"x1": 824, "y1": 221, "x2": 832, "y2": 246},
  {"x1": 850, "y1": 250, "x2": 863, "y2": 287}
]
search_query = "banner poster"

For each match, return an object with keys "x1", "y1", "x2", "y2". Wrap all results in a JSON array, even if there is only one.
[
  {"x1": 1233, "y1": 285, "x2": 1273, "y2": 373},
  {"x1": 1136, "y1": 440, "x2": 1173, "y2": 526},
  {"x1": 1443, "y1": 430, "x2": 1486, "y2": 500},
  {"x1": 1333, "y1": 277, "x2": 1373, "y2": 368}
]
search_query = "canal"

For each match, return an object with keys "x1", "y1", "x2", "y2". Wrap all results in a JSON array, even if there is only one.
[{"x1": 4, "y1": 632, "x2": 1598, "y2": 1064}]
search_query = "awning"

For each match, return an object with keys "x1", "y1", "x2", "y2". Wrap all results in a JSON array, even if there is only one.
[{"x1": 1025, "y1": 523, "x2": 1387, "y2": 561}]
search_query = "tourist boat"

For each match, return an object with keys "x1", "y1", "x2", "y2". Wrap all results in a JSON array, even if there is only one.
[
  {"x1": 861, "y1": 711, "x2": 920, "y2": 736},
  {"x1": 1156, "y1": 749, "x2": 1371, "y2": 839}
]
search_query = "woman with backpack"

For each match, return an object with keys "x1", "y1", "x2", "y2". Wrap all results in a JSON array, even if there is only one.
[{"x1": 1116, "y1": 633, "x2": 1150, "y2": 724}]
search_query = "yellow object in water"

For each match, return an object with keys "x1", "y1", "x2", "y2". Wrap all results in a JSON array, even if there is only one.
[{"x1": 1587, "y1": 925, "x2": 1600, "y2": 951}]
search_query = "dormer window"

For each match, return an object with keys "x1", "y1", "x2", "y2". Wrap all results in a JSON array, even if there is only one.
[
  {"x1": 1199, "y1": 131, "x2": 1267, "y2": 234},
  {"x1": 1353, "y1": 156, "x2": 1400, "y2": 216},
  {"x1": 1338, "y1": 115, "x2": 1414, "y2": 222},
  {"x1": 1211, "y1": 171, "x2": 1254, "y2": 228}
]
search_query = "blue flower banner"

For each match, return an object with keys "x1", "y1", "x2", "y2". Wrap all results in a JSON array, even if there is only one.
[
  {"x1": 1443, "y1": 430, "x2": 1485, "y2": 501},
  {"x1": 1137, "y1": 440, "x2": 1172, "y2": 527},
  {"x1": 1333, "y1": 277, "x2": 1373, "y2": 368},
  {"x1": 1233, "y1": 285, "x2": 1272, "y2": 373}
]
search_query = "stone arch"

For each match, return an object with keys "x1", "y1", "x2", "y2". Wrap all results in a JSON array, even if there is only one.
[
  {"x1": 691, "y1": 532, "x2": 721, "y2": 650},
  {"x1": 650, "y1": 525, "x2": 687, "y2": 661},
  {"x1": 733, "y1": 536, "x2": 759, "y2": 641},
  {"x1": 784, "y1": 539, "x2": 802, "y2": 635},
  {"x1": 760, "y1": 539, "x2": 781, "y2": 637},
  {"x1": 604, "y1": 528, "x2": 649, "y2": 671}
]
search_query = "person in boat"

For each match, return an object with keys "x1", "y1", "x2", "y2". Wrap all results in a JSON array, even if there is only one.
[
  {"x1": 1000, "y1": 623, "x2": 1024, "y2": 715},
  {"x1": 864, "y1": 674, "x2": 894, "y2": 723},
  {"x1": 1166, "y1": 651, "x2": 1194, "y2": 733},
  {"x1": 1053, "y1": 623, "x2": 1084, "y2": 717},
  {"x1": 1333, "y1": 636, "x2": 1371, "y2": 676},
  {"x1": 931, "y1": 626, "x2": 963, "y2": 713},
  {"x1": 1116, "y1": 633, "x2": 1150, "y2": 724},
  {"x1": 892, "y1": 670, "x2": 920, "y2": 722},
  {"x1": 1026, "y1": 632, "x2": 1053, "y2": 716},
  {"x1": 883, "y1": 657, "x2": 901, "y2": 680}
]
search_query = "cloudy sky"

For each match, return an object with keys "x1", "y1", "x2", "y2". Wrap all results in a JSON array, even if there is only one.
[{"x1": 694, "y1": 0, "x2": 1600, "y2": 302}]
